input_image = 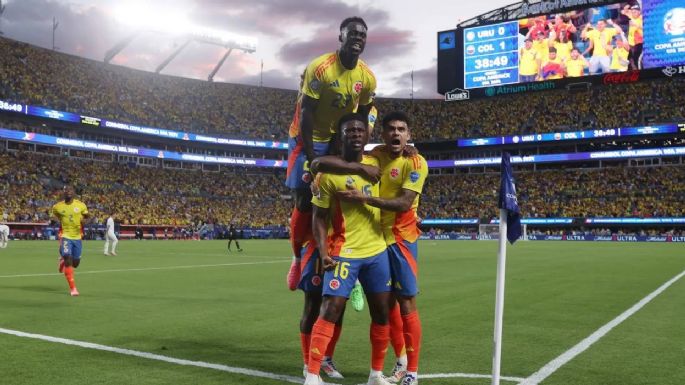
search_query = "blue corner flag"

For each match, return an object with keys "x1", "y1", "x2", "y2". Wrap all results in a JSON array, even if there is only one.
[{"x1": 499, "y1": 152, "x2": 522, "y2": 244}]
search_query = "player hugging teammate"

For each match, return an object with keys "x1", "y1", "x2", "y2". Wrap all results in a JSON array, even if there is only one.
[{"x1": 282, "y1": 15, "x2": 427, "y2": 385}]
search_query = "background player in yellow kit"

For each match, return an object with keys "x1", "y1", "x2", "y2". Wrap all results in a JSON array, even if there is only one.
[{"x1": 52, "y1": 186, "x2": 89, "y2": 296}]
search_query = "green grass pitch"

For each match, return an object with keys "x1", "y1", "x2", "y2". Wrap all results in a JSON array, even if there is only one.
[{"x1": 0, "y1": 240, "x2": 683, "y2": 385}]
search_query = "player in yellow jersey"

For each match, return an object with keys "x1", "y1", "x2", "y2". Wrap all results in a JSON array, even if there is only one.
[
  {"x1": 52, "y1": 186, "x2": 89, "y2": 296},
  {"x1": 286, "y1": 16, "x2": 378, "y2": 381},
  {"x1": 313, "y1": 111, "x2": 427, "y2": 385},
  {"x1": 566, "y1": 48, "x2": 589, "y2": 77},
  {"x1": 305, "y1": 113, "x2": 393, "y2": 385}
]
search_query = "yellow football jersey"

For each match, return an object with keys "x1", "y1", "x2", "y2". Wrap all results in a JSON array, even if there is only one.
[
  {"x1": 311, "y1": 155, "x2": 386, "y2": 258},
  {"x1": 374, "y1": 151, "x2": 428, "y2": 245},
  {"x1": 587, "y1": 28, "x2": 618, "y2": 57},
  {"x1": 519, "y1": 47, "x2": 539, "y2": 76},
  {"x1": 611, "y1": 47, "x2": 629, "y2": 71},
  {"x1": 52, "y1": 199, "x2": 88, "y2": 240},
  {"x1": 301, "y1": 52, "x2": 377, "y2": 143},
  {"x1": 566, "y1": 58, "x2": 587, "y2": 77}
]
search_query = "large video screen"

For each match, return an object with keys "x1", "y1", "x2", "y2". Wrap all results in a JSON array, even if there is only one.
[{"x1": 462, "y1": 0, "x2": 685, "y2": 89}]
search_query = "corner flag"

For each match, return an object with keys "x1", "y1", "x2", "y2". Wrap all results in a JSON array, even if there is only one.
[
  {"x1": 498, "y1": 152, "x2": 522, "y2": 244},
  {"x1": 491, "y1": 152, "x2": 522, "y2": 385}
]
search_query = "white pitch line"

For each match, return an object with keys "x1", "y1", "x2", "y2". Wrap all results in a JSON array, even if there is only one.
[
  {"x1": 0, "y1": 260, "x2": 289, "y2": 278},
  {"x1": 521, "y1": 269, "x2": 685, "y2": 385},
  {"x1": 0, "y1": 327, "x2": 309, "y2": 384},
  {"x1": 0, "y1": 327, "x2": 516, "y2": 385},
  {"x1": 421, "y1": 372, "x2": 524, "y2": 382}
]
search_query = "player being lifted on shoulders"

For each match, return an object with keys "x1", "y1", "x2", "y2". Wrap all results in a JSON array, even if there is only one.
[
  {"x1": 305, "y1": 113, "x2": 393, "y2": 385},
  {"x1": 52, "y1": 186, "x2": 89, "y2": 296},
  {"x1": 285, "y1": 15, "x2": 377, "y2": 380},
  {"x1": 314, "y1": 111, "x2": 428, "y2": 385}
]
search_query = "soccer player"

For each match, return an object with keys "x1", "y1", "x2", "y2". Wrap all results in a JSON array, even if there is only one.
[
  {"x1": 0, "y1": 223, "x2": 9, "y2": 248},
  {"x1": 519, "y1": 39, "x2": 540, "y2": 83},
  {"x1": 317, "y1": 111, "x2": 427, "y2": 385},
  {"x1": 305, "y1": 113, "x2": 392, "y2": 385},
  {"x1": 285, "y1": 15, "x2": 377, "y2": 290},
  {"x1": 104, "y1": 212, "x2": 118, "y2": 256},
  {"x1": 52, "y1": 186, "x2": 89, "y2": 296},
  {"x1": 581, "y1": 19, "x2": 618, "y2": 74},
  {"x1": 227, "y1": 224, "x2": 242, "y2": 252}
]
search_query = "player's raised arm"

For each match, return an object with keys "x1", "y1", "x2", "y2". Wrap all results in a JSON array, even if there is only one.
[
  {"x1": 338, "y1": 187, "x2": 417, "y2": 212},
  {"x1": 311, "y1": 155, "x2": 380, "y2": 183}
]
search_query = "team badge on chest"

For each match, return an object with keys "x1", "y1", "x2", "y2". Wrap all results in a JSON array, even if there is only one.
[
  {"x1": 353, "y1": 81, "x2": 363, "y2": 94},
  {"x1": 390, "y1": 168, "x2": 399, "y2": 179}
]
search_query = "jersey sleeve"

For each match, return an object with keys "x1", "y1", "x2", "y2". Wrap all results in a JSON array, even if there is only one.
[
  {"x1": 301, "y1": 57, "x2": 326, "y2": 100},
  {"x1": 81, "y1": 202, "x2": 89, "y2": 216},
  {"x1": 402, "y1": 156, "x2": 428, "y2": 194},
  {"x1": 51, "y1": 204, "x2": 60, "y2": 219},
  {"x1": 311, "y1": 174, "x2": 333, "y2": 209}
]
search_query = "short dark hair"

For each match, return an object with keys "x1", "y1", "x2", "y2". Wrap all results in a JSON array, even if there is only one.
[
  {"x1": 382, "y1": 111, "x2": 411, "y2": 129},
  {"x1": 338, "y1": 112, "x2": 367, "y2": 132},
  {"x1": 549, "y1": 47, "x2": 557, "y2": 53},
  {"x1": 340, "y1": 17, "x2": 367, "y2": 31}
]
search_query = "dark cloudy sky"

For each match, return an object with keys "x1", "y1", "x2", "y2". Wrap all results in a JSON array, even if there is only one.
[{"x1": 0, "y1": 0, "x2": 513, "y2": 98}]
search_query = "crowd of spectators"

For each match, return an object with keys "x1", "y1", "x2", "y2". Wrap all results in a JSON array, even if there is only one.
[
  {"x1": 2, "y1": 147, "x2": 684, "y2": 228},
  {"x1": 420, "y1": 165, "x2": 685, "y2": 220},
  {"x1": 0, "y1": 149, "x2": 291, "y2": 227},
  {"x1": 2, "y1": 36, "x2": 684, "y2": 144}
]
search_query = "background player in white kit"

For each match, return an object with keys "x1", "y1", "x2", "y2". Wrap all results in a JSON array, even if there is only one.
[
  {"x1": 104, "y1": 214, "x2": 118, "y2": 256},
  {"x1": 0, "y1": 224, "x2": 9, "y2": 248}
]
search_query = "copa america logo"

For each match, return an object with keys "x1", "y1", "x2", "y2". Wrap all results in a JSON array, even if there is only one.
[{"x1": 664, "y1": 8, "x2": 685, "y2": 36}]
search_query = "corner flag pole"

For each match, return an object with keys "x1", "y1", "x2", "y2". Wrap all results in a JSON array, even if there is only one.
[
  {"x1": 491, "y1": 207, "x2": 508, "y2": 385},
  {"x1": 492, "y1": 152, "x2": 522, "y2": 385}
]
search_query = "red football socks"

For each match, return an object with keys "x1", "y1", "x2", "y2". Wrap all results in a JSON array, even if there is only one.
[
  {"x1": 402, "y1": 311, "x2": 422, "y2": 372},
  {"x1": 308, "y1": 318, "x2": 335, "y2": 374},
  {"x1": 370, "y1": 322, "x2": 390, "y2": 371}
]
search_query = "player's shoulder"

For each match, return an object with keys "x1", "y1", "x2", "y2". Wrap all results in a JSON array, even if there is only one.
[
  {"x1": 362, "y1": 154, "x2": 380, "y2": 167},
  {"x1": 405, "y1": 153, "x2": 427, "y2": 171},
  {"x1": 357, "y1": 59, "x2": 376, "y2": 78},
  {"x1": 309, "y1": 52, "x2": 338, "y2": 79}
]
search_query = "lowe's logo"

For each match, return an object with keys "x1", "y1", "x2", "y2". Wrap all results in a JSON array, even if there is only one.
[{"x1": 445, "y1": 88, "x2": 470, "y2": 101}]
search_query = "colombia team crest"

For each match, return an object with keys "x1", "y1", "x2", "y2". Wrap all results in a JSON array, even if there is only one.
[
  {"x1": 329, "y1": 279, "x2": 340, "y2": 290},
  {"x1": 353, "y1": 81, "x2": 363, "y2": 94},
  {"x1": 390, "y1": 168, "x2": 399, "y2": 179}
]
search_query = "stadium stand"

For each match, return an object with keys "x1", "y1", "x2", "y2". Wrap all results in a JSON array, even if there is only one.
[{"x1": 2, "y1": 36, "x2": 684, "y2": 143}]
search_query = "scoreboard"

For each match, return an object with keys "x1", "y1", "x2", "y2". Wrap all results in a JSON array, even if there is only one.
[
  {"x1": 437, "y1": 0, "x2": 685, "y2": 98},
  {"x1": 463, "y1": 21, "x2": 520, "y2": 89}
]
